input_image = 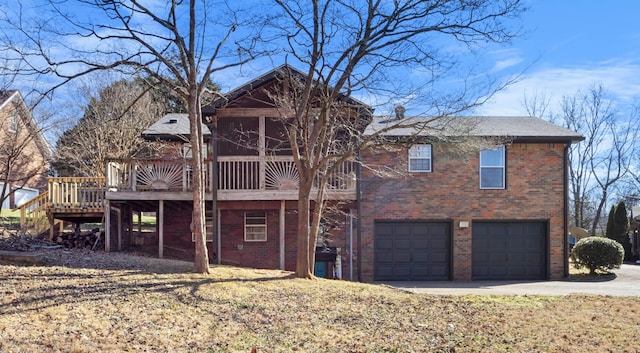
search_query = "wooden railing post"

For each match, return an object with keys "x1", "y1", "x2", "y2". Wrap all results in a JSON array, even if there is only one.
[{"x1": 131, "y1": 161, "x2": 137, "y2": 191}]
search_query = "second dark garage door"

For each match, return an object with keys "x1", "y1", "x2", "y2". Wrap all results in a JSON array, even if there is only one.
[
  {"x1": 472, "y1": 221, "x2": 547, "y2": 280},
  {"x1": 375, "y1": 222, "x2": 451, "y2": 281}
]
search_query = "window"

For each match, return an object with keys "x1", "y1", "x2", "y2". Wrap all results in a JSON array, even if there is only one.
[
  {"x1": 480, "y1": 146, "x2": 505, "y2": 189},
  {"x1": 191, "y1": 227, "x2": 215, "y2": 242},
  {"x1": 8, "y1": 112, "x2": 18, "y2": 133},
  {"x1": 181, "y1": 143, "x2": 207, "y2": 159},
  {"x1": 245, "y1": 212, "x2": 267, "y2": 241},
  {"x1": 408, "y1": 144, "x2": 432, "y2": 172}
]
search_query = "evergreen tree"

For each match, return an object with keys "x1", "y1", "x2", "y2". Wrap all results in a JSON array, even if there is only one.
[
  {"x1": 605, "y1": 205, "x2": 616, "y2": 238},
  {"x1": 606, "y1": 201, "x2": 631, "y2": 261},
  {"x1": 613, "y1": 201, "x2": 632, "y2": 260}
]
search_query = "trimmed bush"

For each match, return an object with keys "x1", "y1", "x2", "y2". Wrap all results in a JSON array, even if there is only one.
[{"x1": 571, "y1": 236, "x2": 624, "y2": 274}]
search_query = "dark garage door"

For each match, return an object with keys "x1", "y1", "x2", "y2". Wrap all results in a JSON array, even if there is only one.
[
  {"x1": 375, "y1": 222, "x2": 451, "y2": 281},
  {"x1": 472, "y1": 222, "x2": 547, "y2": 280}
]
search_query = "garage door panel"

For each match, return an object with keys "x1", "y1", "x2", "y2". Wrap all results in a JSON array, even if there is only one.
[
  {"x1": 374, "y1": 221, "x2": 451, "y2": 281},
  {"x1": 431, "y1": 237, "x2": 448, "y2": 249},
  {"x1": 375, "y1": 252, "x2": 394, "y2": 263},
  {"x1": 431, "y1": 252, "x2": 448, "y2": 263},
  {"x1": 395, "y1": 238, "x2": 412, "y2": 249},
  {"x1": 413, "y1": 239, "x2": 430, "y2": 249},
  {"x1": 375, "y1": 238, "x2": 394, "y2": 250},
  {"x1": 393, "y1": 266, "x2": 412, "y2": 278},
  {"x1": 473, "y1": 221, "x2": 547, "y2": 280},
  {"x1": 394, "y1": 251, "x2": 412, "y2": 263},
  {"x1": 375, "y1": 265, "x2": 394, "y2": 280},
  {"x1": 412, "y1": 253, "x2": 430, "y2": 263},
  {"x1": 429, "y1": 266, "x2": 449, "y2": 277}
]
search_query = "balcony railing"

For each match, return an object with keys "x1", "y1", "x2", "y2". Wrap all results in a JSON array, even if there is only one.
[
  {"x1": 106, "y1": 157, "x2": 356, "y2": 193},
  {"x1": 48, "y1": 177, "x2": 105, "y2": 209}
]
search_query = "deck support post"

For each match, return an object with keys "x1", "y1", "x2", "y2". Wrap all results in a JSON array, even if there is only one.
[
  {"x1": 279, "y1": 200, "x2": 285, "y2": 270},
  {"x1": 217, "y1": 209, "x2": 221, "y2": 265},
  {"x1": 105, "y1": 200, "x2": 111, "y2": 252},
  {"x1": 48, "y1": 213, "x2": 55, "y2": 240},
  {"x1": 158, "y1": 200, "x2": 164, "y2": 258},
  {"x1": 116, "y1": 207, "x2": 122, "y2": 251}
]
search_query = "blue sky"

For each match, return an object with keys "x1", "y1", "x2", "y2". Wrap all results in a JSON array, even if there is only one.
[
  {"x1": 5, "y1": 0, "x2": 640, "y2": 124},
  {"x1": 478, "y1": 0, "x2": 640, "y2": 116}
]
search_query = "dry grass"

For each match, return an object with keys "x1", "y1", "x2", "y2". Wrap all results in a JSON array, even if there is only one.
[{"x1": 1, "y1": 250, "x2": 640, "y2": 353}]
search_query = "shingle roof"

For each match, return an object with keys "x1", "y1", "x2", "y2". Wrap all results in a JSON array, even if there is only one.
[
  {"x1": 202, "y1": 64, "x2": 372, "y2": 115},
  {"x1": 364, "y1": 116, "x2": 584, "y2": 143},
  {"x1": 142, "y1": 113, "x2": 211, "y2": 140}
]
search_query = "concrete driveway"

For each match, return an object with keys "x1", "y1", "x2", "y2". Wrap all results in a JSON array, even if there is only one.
[{"x1": 379, "y1": 263, "x2": 640, "y2": 296}]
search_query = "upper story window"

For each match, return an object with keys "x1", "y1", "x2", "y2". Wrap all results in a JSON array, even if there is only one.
[
  {"x1": 8, "y1": 112, "x2": 18, "y2": 133},
  {"x1": 408, "y1": 144, "x2": 432, "y2": 172},
  {"x1": 479, "y1": 145, "x2": 505, "y2": 189},
  {"x1": 181, "y1": 143, "x2": 207, "y2": 159},
  {"x1": 245, "y1": 211, "x2": 267, "y2": 242}
]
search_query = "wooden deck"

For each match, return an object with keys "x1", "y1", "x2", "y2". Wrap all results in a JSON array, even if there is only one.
[
  {"x1": 18, "y1": 157, "x2": 356, "y2": 237},
  {"x1": 106, "y1": 157, "x2": 357, "y2": 201},
  {"x1": 17, "y1": 177, "x2": 105, "y2": 237}
]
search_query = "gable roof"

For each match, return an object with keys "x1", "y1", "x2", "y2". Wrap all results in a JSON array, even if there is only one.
[
  {"x1": 202, "y1": 64, "x2": 372, "y2": 115},
  {"x1": 142, "y1": 113, "x2": 211, "y2": 141},
  {"x1": 365, "y1": 116, "x2": 584, "y2": 143},
  {"x1": 0, "y1": 90, "x2": 19, "y2": 109},
  {"x1": 0, "y1": 90, "x2": 53, "y2": 159}
]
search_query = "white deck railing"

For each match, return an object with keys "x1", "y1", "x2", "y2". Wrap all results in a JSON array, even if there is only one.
[{"x1": 106, "y1": 157, "x2": 356, "y2": 193}]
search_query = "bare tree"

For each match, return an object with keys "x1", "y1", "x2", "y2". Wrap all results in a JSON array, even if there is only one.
[
  {"x1": 0, "y1": 0, "x2": 261, "y2": 273},
  {"x1": 267, "y1": 0, "x2": 526, "y2": 278},
  {"x1": 52, "y1": 77, "x2": 163, "y2": 178},
  {"x1": 552, "y1": 85, "x2": 638, "y2": 235}
]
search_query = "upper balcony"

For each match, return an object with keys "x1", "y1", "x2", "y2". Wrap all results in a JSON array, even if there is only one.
[{"x1": 105, "y1": 156, "x2": 356, "y2": 201}]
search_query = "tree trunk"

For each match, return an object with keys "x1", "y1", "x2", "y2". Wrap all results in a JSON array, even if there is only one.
[
  {"x1": 188, "y1": 94, "x2": 209, "y2": 274},
  {"x1": 295, "y1": 181, "x2": 314, "y2": 278},
  {"x1": 590, "y1": 190, "x2": 608, "y2": 236}
]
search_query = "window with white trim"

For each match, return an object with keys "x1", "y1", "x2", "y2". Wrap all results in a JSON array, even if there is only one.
[
  {"x1": 181, "y1": 143, "x2": 208, "y2": 159},
  {"x1": 408, "y1": 144, "x2": 432, "y2": 172},
  {"x1": 245, "y1": 212, "x2": 267, "y2": 242},
  {"x1": 479, "y1": 145, "x2": 505, "y2": 189},
  {"x1": 8, "y1": 112, "x2": 18, "y2": 133}
]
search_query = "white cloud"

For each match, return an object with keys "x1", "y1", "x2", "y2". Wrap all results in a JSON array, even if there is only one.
[{"x1": 477, "y1": 59, "x2": 640, "y2": 116}]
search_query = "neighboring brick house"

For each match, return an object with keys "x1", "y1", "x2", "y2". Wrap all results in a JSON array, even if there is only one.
[
  {"x1": 99, "y1": 66, "x2": 583, "y2": 282},
  {"x1": 0, "y1": 90, "x2": 51, "y2": 209},
  {"x1": 360, "y1": 116, "x2": 583, "y2": 281}
]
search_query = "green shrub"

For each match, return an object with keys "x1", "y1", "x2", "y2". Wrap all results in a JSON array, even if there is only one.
[{"x1": 571, "y1": 236, "x2": 624, "y2": 274}]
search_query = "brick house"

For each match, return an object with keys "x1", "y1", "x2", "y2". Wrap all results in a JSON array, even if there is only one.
[
  {"x1": 39, "y1": 66, "x2": 582, "y2": 282},
  {"x1": 103, "y1": 66, "x2": 361, "y2": 278},
  {"x1": 360, "y1": 116, "x2": 583, "y2": 281},
  {"x1": 0, "y1": 90, "x2": 51, "y2": 209}
]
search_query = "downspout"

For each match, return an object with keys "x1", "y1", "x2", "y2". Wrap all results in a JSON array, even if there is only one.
[
  {"x1": 563, "y1": 143, "x2": 570, "y2": 278},
  {"x1": 356, "y1": 151, "x2": 363, "y2": 282}
]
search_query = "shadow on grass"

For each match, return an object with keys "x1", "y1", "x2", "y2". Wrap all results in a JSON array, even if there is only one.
[
  {"x1": 0, "y1": 266, "x2": 295, "y2": 316},
  {"x1": 0, "y1": 248, "x2": 297, "y2": 316}
]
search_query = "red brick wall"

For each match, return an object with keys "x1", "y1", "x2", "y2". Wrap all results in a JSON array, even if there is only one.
[
  {"x1": 157, "y1": 199, "x2": 353, "y2": 276},
  {"x1": 359, "y1": 142, "x2": 569, "y2": 281},
  {"x1": 0, "y1": 99, "x2": 49, "y2": 195}
]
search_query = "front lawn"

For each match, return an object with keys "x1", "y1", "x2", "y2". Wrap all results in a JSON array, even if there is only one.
[{"x1": 1, "y1": 250, "x2": 639, "y2": 352}]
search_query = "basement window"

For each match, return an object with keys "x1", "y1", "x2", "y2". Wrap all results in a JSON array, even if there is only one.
[{"x1": 245, "y1": 212, "x2": 267, "y2": 242}]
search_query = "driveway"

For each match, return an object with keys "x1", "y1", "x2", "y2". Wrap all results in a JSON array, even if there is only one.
[{"x1": 379, "y1": 263, "x2": 640, "y2": 296}]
